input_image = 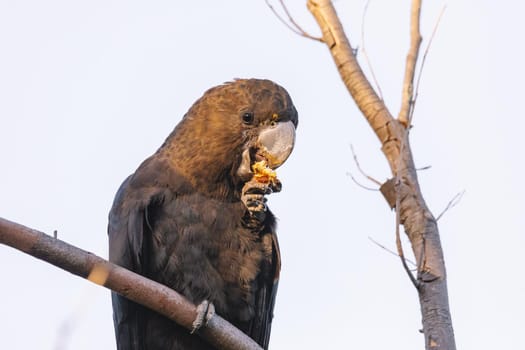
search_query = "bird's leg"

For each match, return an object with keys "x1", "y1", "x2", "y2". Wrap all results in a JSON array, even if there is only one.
[{"x1": 191, "y1": 300, "x2": 215, "y2": 334}]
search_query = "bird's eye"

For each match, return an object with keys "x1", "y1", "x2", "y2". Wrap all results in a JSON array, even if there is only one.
[
  {"x1": 242, "y1": 112, "x2": 254, "y2": 125},
  {"x1": 270, "y1": 113, "x2": 278, "y2": 126}
]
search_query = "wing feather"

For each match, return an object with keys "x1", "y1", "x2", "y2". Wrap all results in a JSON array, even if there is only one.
[
  {"x1": 247, "y1": 222, "x2": 281, "y2": 349},
  {"x1": 108, "y1": 167, "x2": 169, "y2": 350}
]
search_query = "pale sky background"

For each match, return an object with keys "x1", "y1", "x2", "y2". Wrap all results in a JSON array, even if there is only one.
[{"x1": 0, "y1": 1, "x2": 523, "y2": 349}]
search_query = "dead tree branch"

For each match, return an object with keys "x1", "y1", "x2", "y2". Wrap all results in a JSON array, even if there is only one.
[
  {"x1": 306, "y1": 1, "x2": 456, "y2": 349},
  {"x1": 398, "y1": 0, "x2": 422, "y2": 127},
  {"x1": 0, "y1": 217, "x2": 262, "y2": 350},
  {"x1": 350, "y1": 144, "x2": 382, "y2": 187},
  {"x1": 346, "y1": 171, "x2": 379, "y2": 191},
  {"x1": 368, "y1": 236, "x2": 416, "y2": 267},
  {"x1": 264, "y1": 0, "x2": 323, "y2": 42},
  {"x1": 436, "y1": 190, "x2": 465, "y2": 221}
]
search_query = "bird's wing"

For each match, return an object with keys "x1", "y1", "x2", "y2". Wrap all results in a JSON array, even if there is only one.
[
  {"x1": 108, "y1": 162, "x2": 171, "y2": 350},
  {"x1": 248, "y1": 226, "x2": 282, "y2": 349}
]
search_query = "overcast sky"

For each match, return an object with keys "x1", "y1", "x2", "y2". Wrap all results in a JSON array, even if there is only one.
[{"x1": 1, "y1": 1, "x2": 523, "y2": 349}]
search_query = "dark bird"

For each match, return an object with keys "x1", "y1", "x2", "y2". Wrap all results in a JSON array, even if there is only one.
[{"x1": 108, "y1": 79, "x2": 298, "y2": 349}]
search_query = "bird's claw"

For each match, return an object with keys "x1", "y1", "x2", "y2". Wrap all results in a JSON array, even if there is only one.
[
  {"x1": 191, "y1": 300, "x2": 215, "y2": 334},
  {"x1": 242, "y1": 180, "x2": 271, "y2": 220},
  {"x1": 244, "y1": 194, "x2": 268, "y2": 212}
]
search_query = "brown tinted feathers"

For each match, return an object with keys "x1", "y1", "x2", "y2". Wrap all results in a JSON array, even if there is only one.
[{"x1": 109, "y1": 79, "x2": 296, "y2": 349}]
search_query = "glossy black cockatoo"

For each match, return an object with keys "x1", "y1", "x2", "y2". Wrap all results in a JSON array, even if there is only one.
[{"x1": 108, "y1": 79, "x2": 298, "y2": 349}]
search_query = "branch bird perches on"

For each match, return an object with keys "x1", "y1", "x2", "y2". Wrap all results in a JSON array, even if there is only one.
[{"x1": 0, "y1": 217, "x2": 262, "y2": 350}]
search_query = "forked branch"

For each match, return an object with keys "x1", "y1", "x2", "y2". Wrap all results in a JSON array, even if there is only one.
[
  {"x1": 436, "y1": 190, "x2": 465, "y2": 221},
  {"x1": 307, "y1": 1, "x2": 456, "y2": 349}
]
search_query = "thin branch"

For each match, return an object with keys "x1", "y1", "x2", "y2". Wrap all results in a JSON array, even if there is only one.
[
  {"x1": 265, "y1": 0, "x2": 323, "y2": 42},
  {"x1": 278, "y1": 0, "x2": 323, "y2": 41},
  {"x1": 416, "y1": 165, "x2": 432, "y2": 171},
  {"x1": 360, "y1": 0, "x2": 384, "y2": 101},
  {"x1": 398, "y1": 0, "x2": 422, "y2": 127},
  {"x1": 394, "y1": 177, "x2": 419, "y2": 289},
  {"x1": 346, "y1": 171, "x2": 379, "y2": 191},
  {"x1": 411, "y1": 5, "x2": 447, "y2": 123},
  {"x1": 394, "y1": 0, "x2": 425, "y2": 289},
  {"x1": 0, "y1": 217, "x2": 262, "y2": 350},
  {"x1": 350, "y1": 144, "x2": 382, "y2": 186},
  {"x1": 395, "y1": 22, "x2": 420, "y2": 288},
  {"x1": 368, "y1": 236, "x2": 416, "y2": 267},
  {"x1": 436, "y1": 190, "x2": 465, "y2": 221}
]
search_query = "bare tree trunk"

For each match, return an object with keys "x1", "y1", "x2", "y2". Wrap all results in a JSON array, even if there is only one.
[{"x1": 306, "y1": 1, "x2": 456, "y2": 349}]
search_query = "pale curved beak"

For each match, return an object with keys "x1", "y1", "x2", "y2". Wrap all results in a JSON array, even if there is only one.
[{"x1": 256, "y1": 120, "x2": 296, "y2": 169}]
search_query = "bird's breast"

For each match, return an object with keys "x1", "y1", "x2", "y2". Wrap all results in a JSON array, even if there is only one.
[{"x1": 147, "y1": 192, "x2": 269, "y2": 322}]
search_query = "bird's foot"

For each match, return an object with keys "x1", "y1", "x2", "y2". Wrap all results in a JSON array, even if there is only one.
[
  {"x1": 191, "y1": 300, "x2": 215, "y2": 334},
  {"x1": 242, "y1": 180, "x2": 272, "y2": 221}
]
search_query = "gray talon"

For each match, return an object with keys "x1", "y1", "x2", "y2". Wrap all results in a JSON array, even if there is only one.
[{"x1": 191, "y1": 300, "x2": 215, "y2": 334}]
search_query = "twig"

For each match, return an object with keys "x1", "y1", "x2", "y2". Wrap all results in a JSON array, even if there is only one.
[
  {"x1": 360, "y1": 0, "x2": 384, "y2": 101},
  {"x1": 436, "y1": 190, "x2": 465, "y2": 221},
  {"x1": 411, "y1": 5, "x2": 447, "y2": 123},
  {"x1": 265, "y1": 0, "x2": 323, "y2": 42},
  {"x1": 278, "y1": 0, "x2": 323, "y2": 41},
  {"x1": 416, "y1": 165, "x2": 432, "y2": 171},
  {"x1": 0, "y1": 217, "x2": 262, "y2": 350},
  {"x1": 350, "y1": 144, "x2": 382, "y2": 186},
  {"x1": 398, "y1": 0, "x2": 422, "y2": 127},
  {"x1": 394, "y1": 0, "x2": 423, "y2": 289},
  {"x1": 368, "y1": 236, "x2": 416, "y2": 267},
  {"x1": 346, "y1": 171, "x2": 379, "y2": 191}
]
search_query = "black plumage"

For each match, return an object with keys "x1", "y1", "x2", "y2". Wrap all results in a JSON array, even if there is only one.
[{"x1": 108, "y1": 79, "x2": 298, "y2": 349}]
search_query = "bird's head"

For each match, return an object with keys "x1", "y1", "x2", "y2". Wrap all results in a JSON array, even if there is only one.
[{"x1": 163, "y1": 79, "x2": 298, "y2": 198}]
